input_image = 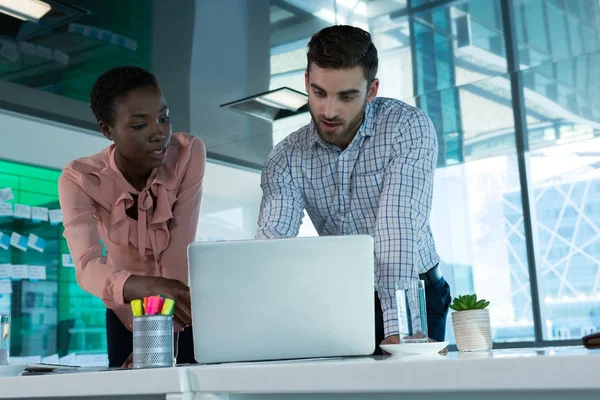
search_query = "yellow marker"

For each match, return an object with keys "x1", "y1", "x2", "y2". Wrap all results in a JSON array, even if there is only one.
[
  {"x1": 131, "y1": 299, "x2": 143, "y2": 317},
  {"x1": 160, "y1": 298, "x2": 175, "y2": 315}
]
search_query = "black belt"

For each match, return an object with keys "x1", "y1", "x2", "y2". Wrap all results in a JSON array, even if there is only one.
[{"x1": 419, "y1": 264, "x2": 442, "y2": 287}]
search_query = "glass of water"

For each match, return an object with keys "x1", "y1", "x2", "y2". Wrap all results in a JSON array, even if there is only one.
[
  {"x1": 395, "y1": 279, "x2": 428, "y2": 343},
  {"x1": 0, "y1": 315, "x2": 9, "y2": 365}
]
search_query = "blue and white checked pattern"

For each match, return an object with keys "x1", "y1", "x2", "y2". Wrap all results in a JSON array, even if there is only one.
[{"x1": 256, "y1": 97, "x2": 440, "y2": 337}]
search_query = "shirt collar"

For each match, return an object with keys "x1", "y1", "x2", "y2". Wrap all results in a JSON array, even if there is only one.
[
  {"x1": 310, "y1": 101, "x2": 376, "y2": 153},
  {"x1": 358, "y1": 100, "x2": 376, "y2": 138}
]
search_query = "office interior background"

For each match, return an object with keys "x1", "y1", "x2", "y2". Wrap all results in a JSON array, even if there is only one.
[{"x1": 0, "y1": 0, "x2": 598, "y2": 363}]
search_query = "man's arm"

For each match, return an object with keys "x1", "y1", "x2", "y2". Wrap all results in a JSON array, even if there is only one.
[
  {"x1": 374, "y1": 110, "x2": 438, "y2": 338},
  {"x1": 256, "y1": 146, "x2": 305, "y2": 239}
]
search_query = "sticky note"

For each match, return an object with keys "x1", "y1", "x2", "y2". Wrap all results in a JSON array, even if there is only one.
[
  {"x1": 49, "y1": 209, "x2": 63, "y2": 225},
  {"x1": 0, "y1": 232, "x2": 9, "y2": 250},
  {"x1": 28, "y1": 265, "x2": 46, "y2": 280},
  {"x1": 0, "y1": 188, "x2": 13, "y2": 202},
  {"x1": 31, "y1": 207, "x2": 49, "y2": 222},
  {"x1": 0, "y1": 280, "x2": 12, "y2": 294},
  {"x1": 62, "y1": 254, "x2": 74, "y2": 267},
  {"x1": 10, "y1": 265, "x2": 28, "y2": 280},
  {"x1": 10, "y1": 232, "x2": 27, "y2": 251},
  {"x1": 27, "y1": 234, "x2": 46, "y2": 253},
  {"x1": 0, "y1": 203, "x2": 12, "y2": 217},
  {"x1": 0, "y1": 265, "x2": 11, "y2": 279},
  {"x1": 13, "y1": 204, "x2": 31, "y2": 219}
]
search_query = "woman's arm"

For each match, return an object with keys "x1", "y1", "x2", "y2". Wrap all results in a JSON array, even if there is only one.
[
  {"x1": 58, "y1": 174, "x2": 132, "y2": 309},
  {"x1": 160, "y1": 136, "x2": 206, "y2": 283}
]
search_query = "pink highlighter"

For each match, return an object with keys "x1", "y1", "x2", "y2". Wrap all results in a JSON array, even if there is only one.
[{"x1": 146, "y1": 296, "x2": 161, "y2": 315}]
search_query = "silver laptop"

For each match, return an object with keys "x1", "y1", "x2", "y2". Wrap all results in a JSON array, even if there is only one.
[{"x1": 187, "y1": 235, "x2": 375, "y2": 364}]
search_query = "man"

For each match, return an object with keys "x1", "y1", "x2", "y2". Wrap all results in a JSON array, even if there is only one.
[{"x1": 255, "y1": 25, "x2": 451, "y2": 354}]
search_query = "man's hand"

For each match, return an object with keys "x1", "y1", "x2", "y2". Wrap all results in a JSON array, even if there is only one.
[
  {"x1": 380, "y1": 334, "x2": 400, "y2": 347},
  {"x1": 380, "y1": 334, "x2": 448, "y2": 355}
]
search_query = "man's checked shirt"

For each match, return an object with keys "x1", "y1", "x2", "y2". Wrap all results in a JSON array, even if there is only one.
[{"x1": 256, "y1": 97, "x2": 440, "y2": 337}]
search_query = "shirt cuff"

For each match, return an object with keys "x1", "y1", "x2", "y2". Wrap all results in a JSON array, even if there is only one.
[
  {"x1": 381, "y1": 297, "x2": 399, "y2": 338},
  {"x1": 108, "y1": 270, "x2": 134, "y2": 308}
]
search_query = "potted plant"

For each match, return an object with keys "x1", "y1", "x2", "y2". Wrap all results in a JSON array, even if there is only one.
[{"x1": 450, "y1": 294, "x2": 493, "y2": 352}]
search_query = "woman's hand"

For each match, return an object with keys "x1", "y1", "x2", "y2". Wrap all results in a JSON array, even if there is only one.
[
  {"x1": 122, "y1": 352, "x2": 134, "y2": 369},
  {"x1": 123, "y1": 275, "x2": 192, "y2": 331}
]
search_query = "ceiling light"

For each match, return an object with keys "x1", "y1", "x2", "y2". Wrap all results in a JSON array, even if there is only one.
[
  {"x1": 0, "y1": 0, "x2": 51, "y2": 23},
  {"x1": 220, "y1": 87, "x2": 309, "y2": 123}
]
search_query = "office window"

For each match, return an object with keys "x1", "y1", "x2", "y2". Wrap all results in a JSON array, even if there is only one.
[
  {"x1": 513, "y1": 0, "x2": 600, "y2": 69},
  {"x1": 411, "y1": 0, "x2": 507, "y2": 95},
  {"x1": 196, "y1": 162, "x2": 263, "y2": 242},
  {"x1": 268, "y1": 0, "x2": 600, "y2": 347},
  {"x1": 524, "y1": 52, "x2": 600, "y2": 340},
  {"x1": 426, "y1": 74, "x2": 533, "y2": 343}
]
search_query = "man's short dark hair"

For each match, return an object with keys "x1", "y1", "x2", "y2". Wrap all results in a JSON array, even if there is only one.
[
  {"x1": 90, "y1": 66, "x2": 159, "y2": 125},
  {"x1": 307, "y1": 25, "x2": 378, "y2": 83}
]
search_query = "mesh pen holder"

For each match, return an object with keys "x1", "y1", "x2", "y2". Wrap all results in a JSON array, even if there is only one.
[{"x1": 132, "y1": 315, "x2": 175, "y2": 369}]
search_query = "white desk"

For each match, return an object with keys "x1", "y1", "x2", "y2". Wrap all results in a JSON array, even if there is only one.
[
  {"x1": 187, "y1": 346, "x2": 600, "y2": 400},
  {"x1": 0, "y1": 366, "x2": 192, "y2": 400},
  {"x1": 0, "y1": 347, "x2": 598, "y2": 400}
]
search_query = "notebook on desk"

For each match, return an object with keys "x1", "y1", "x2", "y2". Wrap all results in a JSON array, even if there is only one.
[{"x1": 187, "y1": 235, "x2": 375, "y2": 364}]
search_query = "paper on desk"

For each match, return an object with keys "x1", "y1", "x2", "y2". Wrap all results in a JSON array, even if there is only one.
[
  {"x1": 42, "y1": 354, "x2": 60, "y2": 365},
  {"x1": 13, "y1": 204, "x2": 31, "y2": 219},
  {"x1": 10, "y1": 355, "x2": 42, "y2": 364},
  {"x1": 0, "y1": 203, "x2": 12, "y2": 217},
  {"x1": 76, "y1": 354, "x2": 108, "y2": 367},
  {"x1": 59, "y1": 353, "x2": 78, "y2": 366},
  {"x1": 31, "y1": 207, "x2": 49, "y2": 222},
  {"x1": 10, "y1": 232, "x2": 27, "y2": 251},
  {"x1": 0, "y1": 188, "x2": 13, "y2": 202}
]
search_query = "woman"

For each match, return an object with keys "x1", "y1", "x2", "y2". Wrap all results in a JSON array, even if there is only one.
[{"x1": 58, "y1": 66, "x2": 206, "y2": 368}]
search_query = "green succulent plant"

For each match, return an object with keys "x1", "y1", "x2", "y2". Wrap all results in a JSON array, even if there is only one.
[{"x1": 449, "y1": 294, "x2": 490, "y2": 311}]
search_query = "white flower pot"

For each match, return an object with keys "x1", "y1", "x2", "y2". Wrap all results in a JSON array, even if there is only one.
[{"x1": 451, "y1": 309, "x2": 493, "y2": 352}]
